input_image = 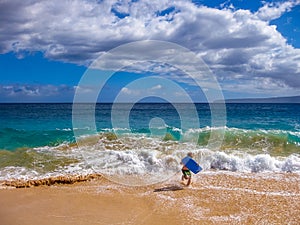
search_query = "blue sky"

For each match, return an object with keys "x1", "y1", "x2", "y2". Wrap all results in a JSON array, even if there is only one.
[{"x1": 0, "y1": 0, "x2": 299, "y2": 102}]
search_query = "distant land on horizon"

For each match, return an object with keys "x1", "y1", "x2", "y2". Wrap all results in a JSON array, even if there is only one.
[{"x1": 222, "y1": 95, "x2": 300, "y2": 103}]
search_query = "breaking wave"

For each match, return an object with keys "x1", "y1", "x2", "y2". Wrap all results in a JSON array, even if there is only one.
[{"x1": 0, "y1": 128, "x2": 299, "y2": 186}]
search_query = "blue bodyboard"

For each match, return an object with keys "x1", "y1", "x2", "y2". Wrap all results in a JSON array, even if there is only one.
[{"x1": 182, "y1": 156, "x2": 202, "y2": 174}]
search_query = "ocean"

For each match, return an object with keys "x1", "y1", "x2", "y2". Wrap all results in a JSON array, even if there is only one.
[{"x1": 0, "y1": 103, "x2": 299, "y2": 185}]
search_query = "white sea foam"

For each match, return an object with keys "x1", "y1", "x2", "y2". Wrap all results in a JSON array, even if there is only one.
[
  {"x1": 0, "y1": 134, "x2": 300, "y2": 183},
  {"x1": 207, "y1": 151, "x2": 300, "y2": 173},
  {"x1": 74, "y1": 134, "x2": 300, "y2": 178},
  {"x1": 56, "y1": 128, "x2": 72, "y2": 131},
  {"x1": 204, "y1": 185, "x2": 300, "y2": 197}
]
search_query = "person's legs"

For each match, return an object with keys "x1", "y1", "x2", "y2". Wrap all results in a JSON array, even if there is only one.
[
  {"x1": 186, "y1": 176, "x2": 192, "y2": 186},
  {"x1": 182, "y1": 170, "x2": 188, "y2": 180},
  {"x1": 181, "y1": 175, "x2": 185, "y2": 181},
  {"x1": 181, "y1": 170, "x2": 192, "y2": 186}
]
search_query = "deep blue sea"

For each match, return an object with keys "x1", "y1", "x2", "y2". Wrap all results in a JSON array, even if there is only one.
[{"x1": 0, "y1": 103, "x2": 299, "y2": 183}]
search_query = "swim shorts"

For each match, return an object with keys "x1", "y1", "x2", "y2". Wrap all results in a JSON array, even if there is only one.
[{"x1": 182, "y1": 169, "x2": 191, "y2": 177}]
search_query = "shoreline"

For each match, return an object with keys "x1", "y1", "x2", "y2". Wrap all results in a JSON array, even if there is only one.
[
  {"x1": 1, "y1": 171, "x2": 299, "y2": 224},
  {"x1": 1, "y1": 173, "x2": 103, "y2": 188}
]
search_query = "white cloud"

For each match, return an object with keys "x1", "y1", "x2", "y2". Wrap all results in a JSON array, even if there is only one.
[
  {"x1": 120, "y1": 87, "x2": 137, "y2": 95},
  {"x1": 120, "y1": 84, "x2": 162, "y2": 97},
  {"x1": 150, "y1": 84, "x2": 162, "y2": 90},
  {"x1": 0, "y1": 84, "x2": 75, "y2": 102},
  {"x1": 255, "y1": 0, "x2": 300, "y2": 21},
  {"x1": 0, "y1": 0, "x2": 300, "y2": 96}
]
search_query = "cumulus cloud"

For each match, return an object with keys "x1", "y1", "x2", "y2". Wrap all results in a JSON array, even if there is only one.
[
  {"x1": 0, "y1": 0, "x2": 300, "y2": 96},
  {"x1": 255, "y1": 0, "x2": 300, "y2": 21},
  {"x1": 120, "y1": 87, "x2": 135, "y2": 95},
  {"x1": 150, "y1": 84, "x2": 162, "y2": 90},
  {"x1": 121, "y1": 84, "x2": 162, "y2": 97},
  {"x1": 0, "y1": 84, "x2": 75, "y2": 102},
  {"x1": 114, "y1": 75, "x2": 198, "y2": 103}
]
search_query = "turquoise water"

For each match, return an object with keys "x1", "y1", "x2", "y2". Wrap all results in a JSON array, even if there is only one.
[
  {"x1": 1, "y1": 103, "x2": 299, "y2": 151},
  {"x1": 0, "y1": 103, "x2": 299, "y2": 181}
]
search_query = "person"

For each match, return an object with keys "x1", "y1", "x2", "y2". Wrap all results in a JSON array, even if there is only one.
[{"x1": 181, "y1": 152, "x2": 193, "y2": 186}]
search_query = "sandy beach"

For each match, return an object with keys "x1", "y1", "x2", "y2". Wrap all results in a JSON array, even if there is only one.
[{"x1": 1, "y1": 172, "x2": 299, "y2": 225}]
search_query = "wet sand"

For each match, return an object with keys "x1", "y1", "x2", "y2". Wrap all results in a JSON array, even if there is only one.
[{"x1": 0, "y1": 172, "x2": 299, "y2": 225}]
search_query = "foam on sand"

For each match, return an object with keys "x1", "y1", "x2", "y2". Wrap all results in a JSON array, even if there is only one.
[{"x1": 2, "y1": 171, "x2": 299, "y2": 224}]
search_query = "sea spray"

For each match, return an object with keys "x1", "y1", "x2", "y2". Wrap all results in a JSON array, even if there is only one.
[
  {"x1": 1, "y1": 132, "x2": 299, "y2": 186},
  {"x1": 0, "y1": 103, "x2": 300, "y2": 185}
]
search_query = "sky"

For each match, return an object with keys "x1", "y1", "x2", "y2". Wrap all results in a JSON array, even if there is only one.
[{"x1": 0, "y1": 0, "x2": 300, "y2": 102}]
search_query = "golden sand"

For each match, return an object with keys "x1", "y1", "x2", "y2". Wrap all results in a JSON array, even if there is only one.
[{"x1": 0, "y1": 172, "x2": 299, "y2": 225}]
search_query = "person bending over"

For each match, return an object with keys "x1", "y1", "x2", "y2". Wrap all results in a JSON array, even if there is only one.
[{"x1": 181, "y1": 152, "x2": 193, "y2": 186}]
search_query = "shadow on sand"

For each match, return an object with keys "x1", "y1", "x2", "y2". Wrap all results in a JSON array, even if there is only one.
[{"x1": 153, "y1": 185, "x2": 184, "y2": 192}]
